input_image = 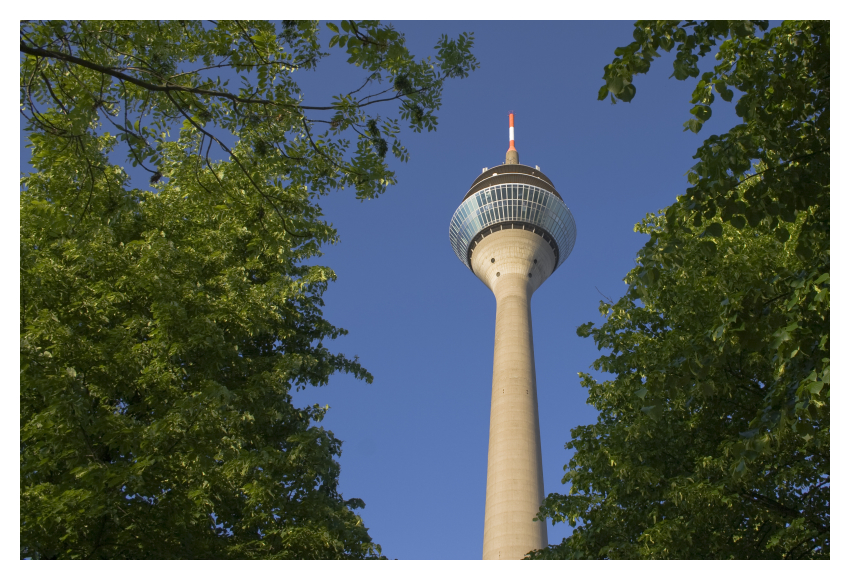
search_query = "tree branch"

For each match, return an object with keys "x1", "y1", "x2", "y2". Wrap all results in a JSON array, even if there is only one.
[
  {"x1": 742, "y1": 490, "x2": 828, "y2": 535},
  {"x1": 23, "y1": 41, "x2": 339, "y2": 112}
]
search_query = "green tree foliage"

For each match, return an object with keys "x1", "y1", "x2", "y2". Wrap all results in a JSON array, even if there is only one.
[
  {"x1": 530, "y1": 211, "x2": 828, "y2": 559},
  {"x1": 20, "y1": 20, "x2": 478, "y2": 559},
  {"x1": 529, "y1": 21, "x2": 828, "y2": 559}
]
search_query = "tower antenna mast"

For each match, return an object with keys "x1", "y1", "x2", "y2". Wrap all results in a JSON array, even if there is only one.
[{"x1": 506, "y1": 112, "x2": 518, "y2": 165}]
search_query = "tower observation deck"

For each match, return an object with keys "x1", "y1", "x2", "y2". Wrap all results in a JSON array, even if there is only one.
[{"x1": 448, "y1": 114, "x2": 576, "y2": 560}]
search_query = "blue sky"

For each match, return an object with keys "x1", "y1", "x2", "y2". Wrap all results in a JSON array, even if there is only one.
[{"x1": 18, "y1": 20, "x2": 750, "y2": 560}]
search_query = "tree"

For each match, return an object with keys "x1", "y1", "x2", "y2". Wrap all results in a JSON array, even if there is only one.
[
  {"x1": 529, "y1": 21, "x2": 828, "y2": 559},
  {"x1": 596, "y1": 20, "x2": 829, "y2": 426},
  {"x1": 530, "y1": 209, "x2": 828, "y2": 559},
  {"x1": 20, "y1": 20, "x2": 478, "y2": 559}
]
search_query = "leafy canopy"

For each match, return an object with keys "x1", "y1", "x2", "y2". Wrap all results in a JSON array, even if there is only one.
[
  {"x1": 530, "y1": 209, "x2": 828, "y2": 559},
  {"x1": 20, "y1": 20, "x2": 478, "y2": 559},
  {"x1": 598, "y1": 20, "x2": 828, "y2": 260},
  {"x1": 529, "y1": 20, "x2": 828, "y2": 559}
]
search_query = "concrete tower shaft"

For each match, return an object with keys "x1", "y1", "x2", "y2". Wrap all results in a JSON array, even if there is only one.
[{"x1": 471, "y1": 229, "x2": 554, "y2": 559}]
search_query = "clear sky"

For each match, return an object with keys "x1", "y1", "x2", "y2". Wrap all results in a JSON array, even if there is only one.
[{"x1": 18, "y1": 20, "x2": 749, "y2": 560}]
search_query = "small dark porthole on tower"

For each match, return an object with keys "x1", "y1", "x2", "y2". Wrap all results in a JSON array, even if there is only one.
[
  {"x1": 528, "y1": 273, "x2": 532, "y2": 278},
  {"x1": 534, "y1": 259, "x2": 538, "y2": 264},
  {"x1": 496, "y1": 272, "x2": 500, "y2": 277},
  {"x1": 491, "y1": 257, "x2": 495, "y2": 263}
]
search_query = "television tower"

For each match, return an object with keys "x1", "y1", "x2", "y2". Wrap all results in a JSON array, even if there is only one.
[{"x1": 449, "y1": 113, "x2": 577, "y2": 560}]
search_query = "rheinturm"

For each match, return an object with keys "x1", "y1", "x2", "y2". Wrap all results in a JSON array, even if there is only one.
[{"x1": 449, "y1": 113, "x2": 577, "y2": 560}]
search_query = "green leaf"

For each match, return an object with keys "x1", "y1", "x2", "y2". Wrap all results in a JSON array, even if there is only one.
[
  {"x1": 326, "y1": 22, "x2": 339, "y2": 33},
  {"x1": 744, "y1": 205, "x2": 763, "y2": 227},
  {"x1": 690, "y1": 105, "x2": 712, "y2": 121},
  {"x1": 729, "y1": 215, "x2": 746, "y2": 230},
  {"x1": 606, "y1": 76, "x2": 625, "y2": 95},
  {"x1": 597, "y1": 84, "x2": 609, "y2": 101},
  {"x1": 684, "y1": 118, "x2": 704, "y2": 133},
  {"x1": 808, "y1": 381, "x2": 825, "y2": 395},
  {"x1": 698, "y1": 240, "x2": 717, "y2": 257},
  {"x1": 715, "y1": 81, "x2": 733, "y2": 102},
  {"x1": 640, "y1": 404, "x2": 663, "y2": 422},
  {"x1": 703, "y1": 222, "x2": 723, "y2": 238},
  {"x1": 774, "y1": 227, "x2": 790, "y2": 243},
  {"x1": 795, "y1": 242, "x2": 814, "y2": 261}
]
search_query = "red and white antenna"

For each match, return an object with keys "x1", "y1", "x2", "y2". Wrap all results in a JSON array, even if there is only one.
[{"x1": 506, "y1": 111, "x2": 519, "y2": 164}]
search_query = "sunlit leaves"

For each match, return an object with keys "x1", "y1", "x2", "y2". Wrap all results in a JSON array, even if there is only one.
[
  {"x1": 21, "y1": 161, "x2": 385, "y2": 557},
  {"x1": 529, "y1": 212, "x2": 828, "y2": 560},
  {"x1": 20, "y1": 20, "x2": 478, "y2": 206},
  {"x1": 600, "y1": 21, "x2": 829, "y2": 252}
]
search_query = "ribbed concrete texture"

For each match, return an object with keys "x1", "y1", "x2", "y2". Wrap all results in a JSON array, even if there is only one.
[{"x1": 471, "y1": 227, "x2": 556, "y2": 560}]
